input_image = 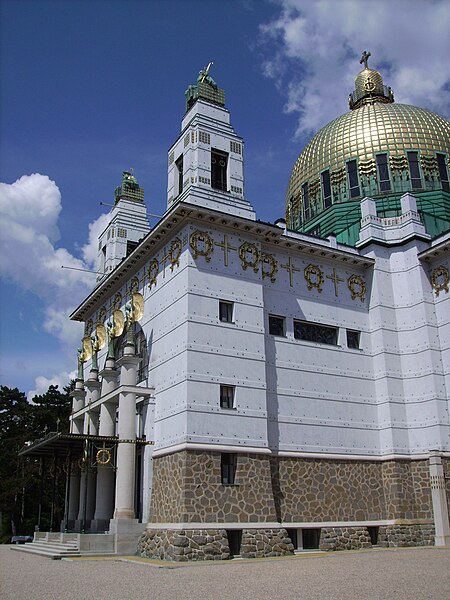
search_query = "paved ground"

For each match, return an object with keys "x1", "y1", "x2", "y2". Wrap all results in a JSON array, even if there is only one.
[{"x1": 1, "y1": 545, "x2": 450, "y2": 600}]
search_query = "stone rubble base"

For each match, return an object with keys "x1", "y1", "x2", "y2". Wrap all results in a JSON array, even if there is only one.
[{"x1": 137, "y1": 524, "x2": 435, "y2": 561}]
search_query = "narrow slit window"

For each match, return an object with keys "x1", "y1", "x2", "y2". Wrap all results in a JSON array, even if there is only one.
[
  {"x1": 376, "y1": 154, "x2": 391, "y2": 192},
  {"x1": 221, "y1": 453, "x2": 237, "y2": 484},
  {"x1": 219, "y1": 301, "x2": 233, "y2": 323},
  {"x1": 346, "y1": 329, "x2": 361, "y2": 349},
  {"x1": 211, "y1": 149, "x2": 228, "y2": 191},
  {"x1": 346, "y1": 160, "x2": 361, "y2": 198},
  {"x1": 321, "y1": 170, "x2": 332, "y2": 208},
  {"x1": 269, "y1": 315, "x2": 285, "y2": 337},
  {"x1": 175, "y1": 155, "x2": 184, "y2": 195},
  {"x1": 302, "y1": 182, "x2": 309, "y2": 220},
  {"x1": 407, "y1": 151, "x2": 422, "y2": 189},
  {"x1": 220, "y1": 385, "x2": 235, "y2": 409},
  {"x1": 436, "y1": 153, "x2": 449, "y2": 192}
]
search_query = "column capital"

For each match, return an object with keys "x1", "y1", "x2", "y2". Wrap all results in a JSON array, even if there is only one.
[{"x1": 116, "y1": 355, "x2": 140, "y2": 369}]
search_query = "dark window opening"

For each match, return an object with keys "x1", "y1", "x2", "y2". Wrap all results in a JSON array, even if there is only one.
[
  {"x1": 302, "y1": 182, "x2": 309, "y2": 220},
  {"x1": 321, "y1": 170, "x2": 332, "y2": 208},
  {"x1": 376, "y1": 154, "x2": 391, "y2": 192},
  {"x1": 294, "y1": 321, "x2": 338, "y2": 345},
  {"x1": 302, "y1": 528, "x2": 321, "y2": 549},
  {"x1": 269, "y1": 315, "x2": 285, "y2": 337},
  {"x1": 367, "y1": 526, "x2": 379, "y2": 545},
  {"x1": 211, "y1": 149, "x2": 228, "y2": 191},
  {"x1": 126, "y1": 240, "x2": 138, "y2": 256},
  {"x1": 286, "y1": 528, "x2": 298, "y2": 549},
  {"x1": 407, "y1": 151, "x2": 422, "y2": 189},
  {"x1": 346, "y1": 329, "x2": 361, "y2": 349},
  {"x1": 347, "y1": 160, "x2": 361, "y2": 198},
  {"x1": 226, "y1": 530, "x2": 242, "y2": 557},
  {"x1": 437, "y1": 153, "x2": 450, "y2": 192},
  {"x1": 175, "y1": 155, "x2": 184, "y2": 195},
  {"x1": 221, "y1": 453, "x2": 237, "y2": 485},
  {"x1": 219, "y1": 301, "x2": 233, "y2": 323},
  {"x1": 220, "y1": 385, "x2": 235, "y2": 409}
]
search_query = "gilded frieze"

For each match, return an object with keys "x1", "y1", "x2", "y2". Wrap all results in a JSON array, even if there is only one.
[
  {"x1": 304, "y1": 264, "x2": 324, "y2": 292},
  {"x1": 347, "y1": 274, "x2": 366, "y2": 302},
  {"x1": 431, "y1": 265, "x2": 449, "y2": 297},
  {"x1": 261, "y1": 253, "x2": 278, "y2": 283},
  {"x1": 190, "y1": 230, "x2": 214, "y2": 262},
  {"x1": 239, "y1": 242, "x2": 260, "y2": 273},
  {"x1": 148, "y1": 259, "x2": 159, "y2": 289},
  {"x1": 169, "y1": 238, "x2": 182, "y2": 271}
]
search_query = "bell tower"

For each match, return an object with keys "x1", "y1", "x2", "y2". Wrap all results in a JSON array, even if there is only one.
[
  {"x1": 96, "y1": 171, "x2": 150, "y2": 281},
  {"x1": 167, "y1": 64, "x2": 255, "y2": 220}
]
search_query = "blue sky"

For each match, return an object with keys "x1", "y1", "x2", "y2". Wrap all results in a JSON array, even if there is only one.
[{"x1": 1, "y1": 0, "x2": 449, "y2": 397}]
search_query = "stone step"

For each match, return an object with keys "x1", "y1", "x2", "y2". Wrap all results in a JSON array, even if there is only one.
[
  {"x1": 10, "y1": 544, "x2": 81, "y2": 560},
  {"x1": 27, "y1": 541, "x2": 79, "y2": 552}
]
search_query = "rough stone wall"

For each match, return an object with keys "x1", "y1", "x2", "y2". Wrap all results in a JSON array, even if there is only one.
[
  {"x1": 319, "y1": 527, "x2": 372, "y2": 551},
  {"x1": 138, "y1": 529, "x2": 230, "y2": 561},
  {"x1": 240, "y1": 529, "x2": 294, "y2": 559},
  {"x1": 381, "y1": 460, "x2": 432, "y2": 520},
  {"x1": 149, "y1": 451, "x2": 432, "y2": 525},
  {"x1": 378, "y1": 524, "x2": 435, "y2": 547}
]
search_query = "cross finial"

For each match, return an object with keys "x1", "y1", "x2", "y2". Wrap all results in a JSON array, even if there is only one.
[{"x1": 360, "y1": 50, "x2": 371, "y2": 69}]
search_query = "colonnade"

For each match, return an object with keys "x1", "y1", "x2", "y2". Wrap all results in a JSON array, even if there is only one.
[{"x1": 67, "y1": 335, "x2": 141, "y2": 533}]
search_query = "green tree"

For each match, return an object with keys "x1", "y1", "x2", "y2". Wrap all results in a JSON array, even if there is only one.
[{"x1": 0, "y1": 384, "x2": 72, "y2": 541}]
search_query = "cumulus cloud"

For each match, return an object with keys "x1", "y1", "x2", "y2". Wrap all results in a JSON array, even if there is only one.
[
  {"x1": 259, "y1": 0, "x2": 450, "y2": 138},
  {"x1": 27, "y1": 370, "x2": 77, "y2": 402},
  {"x1": 0, "y1": 174, "x2": 109, "y2": 395}
]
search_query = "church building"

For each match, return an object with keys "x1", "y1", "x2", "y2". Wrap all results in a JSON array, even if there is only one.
[{"x1": 23, "y1": 55, "x2": 450, "y2": 559}]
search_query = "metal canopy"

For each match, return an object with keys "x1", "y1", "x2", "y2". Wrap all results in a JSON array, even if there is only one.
[{"x1": 19, "y1": 431, "x2": 149, "y2": 458}]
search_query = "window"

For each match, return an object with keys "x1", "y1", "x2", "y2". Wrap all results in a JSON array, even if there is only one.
[
  {"x1": 219, "y1": 301, "x2": 233, "y2": 323},
  {"x1": 346, "y1": 329, "x2": 360, "y2": 349},
  {"x1": 302, "y1": 182, "x2": 309, "y2": 219},
  {"x1": 407, "y1": 151, "x2": 422, "y2": 189},
  {"x1": 226, "y1": 530, "x2": 242, "y2": 556},
  {"x1": 376, "y1": 154, "x2": 391, "y2": 192},
  {"x1": 220, "y1": 385, "x2": 235, "y2": 409},
  {"x1": 321, "y1": 170, "x2": 332, "y2": 208},
  {"x1": 294, "y1": 320, "x2": 338, "y2": 345},
  {"x1": 211, "y1": 149, "x2": 228, "y2": 191},
  {"x1": 126, "y1": 240, "x2": 138, "y2": 256},
  {"x1": 269, "y1": 315, "x2": 285, "y2": 336},
  {"x1": 221, "y1": 453, "x2": 237, "y2": 484},
  {"x1": 175, "y1": 155, "x2": 184, "y2": 195},
  {"x1": 302, "y1": 528, "x2": 321, "y2": 550},
  {"x1": 346, "y1": 160, "x2": 360, "y2": 198},
  {"x1": 437, "y1": 153, "x2": 449, "y2": 192}
]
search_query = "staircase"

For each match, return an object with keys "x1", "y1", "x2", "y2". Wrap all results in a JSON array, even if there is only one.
[{"x1": 11, "y1": 531, "x2": 116, "y2": 559}]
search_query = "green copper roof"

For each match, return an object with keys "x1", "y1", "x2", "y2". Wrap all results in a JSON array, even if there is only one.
[{"x1": 114, "y1": 170, "x2": 144, "y2": 204}]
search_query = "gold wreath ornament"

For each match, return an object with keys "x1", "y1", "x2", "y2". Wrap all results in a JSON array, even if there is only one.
[
  {"x1": 190, "y1": 230, "x2": 214, "y2": 262},
  {"x1": 347, "y1": 274, "x2": 366, "y2": 302},
  {"x1": 96, "y1": 448, "x2": 112, "y2": 465},
  {"x1": 169, "y1": 238, "x2": 182, "y2": 271},
  {"x1": 148, "y1": 259, "x2": 159, "y2": 289},
  {"x1": 431, "y1": 265, "x2": 449, "y2": 297},
  {"x1": 304, "y1": 264, "x2": 324, "y2": 292},
  {"x1": 239, "y1": 242, "x2": 260, "y2": 273}
]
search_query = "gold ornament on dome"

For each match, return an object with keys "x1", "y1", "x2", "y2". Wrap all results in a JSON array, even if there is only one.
[
  {"x1": 261, "y1": 253, "x2": 278, "y2": 283},
  {"x1": 148, "y1": 259, "x2": 159, "y2": 289},
  {"x1": 239, "y1": 242, "x2": 260, "y2": 273},
  {"x1": 169, "y1": 238, "x2": 182, "y2": 271},
  {"x1": 348, "y1": 274, "x2": 366, "y2": 302},
  {"x1": 431, "y1": 266, "x2": 449, "y2": 297},
  {"x1": 304, "y1": 264, "x2": 324, "y2": 292},
  {"x1": 190, "y1": 230, "x2": 214, "y2": 262}
]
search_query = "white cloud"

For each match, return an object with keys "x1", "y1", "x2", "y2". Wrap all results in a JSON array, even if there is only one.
[
  {"x1": 259, "y1": 0, "x2": 450, "y2": 138},
  {"x1": 28, "y1": 370, "x2": 77, "y2": 402},
  {"x1": 0, "y1": 174, "x2": 109, "y2": 395}
]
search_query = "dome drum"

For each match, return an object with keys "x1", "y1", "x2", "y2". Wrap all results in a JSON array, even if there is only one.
[{"x1": 286, "y1": 56, "x2": 450, "y2": 247}]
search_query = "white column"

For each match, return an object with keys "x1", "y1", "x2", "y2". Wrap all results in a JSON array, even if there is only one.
[
  {"x1": 113, "y1": 342, "x2": 139, "y2": 520},
  {"x1": 70, "y1": 379, "x2": 85, "y2": 434},
  {"x1": 93, "y1": 361, "x2": 119, "y2": 527},
  {"x1": 429, "y1": 452, "x2": 450, "y2": 546}
]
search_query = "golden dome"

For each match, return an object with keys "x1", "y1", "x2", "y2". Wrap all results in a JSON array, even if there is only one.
[{"x1": 285, "y1": 54, "x2": 450, "y2": 230}]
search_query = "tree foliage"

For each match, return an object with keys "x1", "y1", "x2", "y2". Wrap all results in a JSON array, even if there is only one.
[{"x1": 0, "y1": 384, "x2": 72, "y2": 542}]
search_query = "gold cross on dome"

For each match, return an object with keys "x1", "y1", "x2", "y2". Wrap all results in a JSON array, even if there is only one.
[
  {"x1": 281, "y1": 257, "x2": 300, "y2": 287},
  {"x1": 215, "y1": 234, "x2": 236, "y2": 267},
  {"x1": 360, "y1": 50, "x2": 371, "y2": 69},
  {"x1": 326, "y1": 268, "x2": 344, "y2": 297}
]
